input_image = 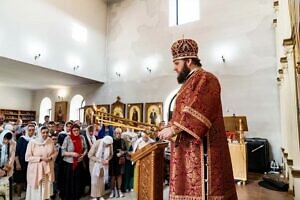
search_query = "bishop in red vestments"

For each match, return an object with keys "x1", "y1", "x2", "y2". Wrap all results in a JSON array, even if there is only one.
[{"x1": 158, "y1": 39, "x2": 237, "y2": 200}]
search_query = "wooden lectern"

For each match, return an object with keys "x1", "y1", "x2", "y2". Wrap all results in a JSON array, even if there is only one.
[
  {"x1": 224, "y1": 115, "x2": 248, "y2": 184},
  {"x1": 131, "y1": 142, "x2": 168, "y2": 200}
]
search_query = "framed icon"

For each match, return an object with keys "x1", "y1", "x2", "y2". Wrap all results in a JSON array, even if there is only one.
[
  {"x1": 127, "y1": 103, "x2": 143, "y2": 122},
  {"x1": 97, "y1": 104, "x2": 110, "y2": 114},
  {"x1": 111, "y1": 96, "x2": 125, "y2": 118},
  {"x1": 84, "y1": 106, "x2": 95, "y2": 125},
  {"x1": 55, "y1": 101, "x2": 68, "y2": 123},
  {"x1": 145, "y1": 102, "x2": 163, "y2": 126}
]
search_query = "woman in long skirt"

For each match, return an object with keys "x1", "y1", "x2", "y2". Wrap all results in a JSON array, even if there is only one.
[
  {"x1": 60, "y1": 124, "x2": 87, "y2": 200},
  {"x1": 88, "y1": 135, "x2": 113, "y2": 200},
  {"x1": 25, "y1": 126, "x2": 56, "y2": 200}
]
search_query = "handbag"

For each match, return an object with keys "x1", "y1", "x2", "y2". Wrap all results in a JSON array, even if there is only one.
[
  {"x1": 118, "y1": 155, "x2": 126, "y2": 165},
  {"x1": 118, "y1": 139, "x2": 126, "y2": 165}
]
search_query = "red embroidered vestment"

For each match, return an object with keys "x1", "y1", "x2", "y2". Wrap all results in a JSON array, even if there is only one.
[{"x1": 168, "y1": 68, "x2": 237, "y2": 200}]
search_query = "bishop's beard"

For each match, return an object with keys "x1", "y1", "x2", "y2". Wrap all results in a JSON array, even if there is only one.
[{"x1": 177, "y1": 62, "x2": 191, "y2": 84}]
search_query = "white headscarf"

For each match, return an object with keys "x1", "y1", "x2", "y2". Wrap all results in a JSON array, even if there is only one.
[
  {"x1": 4, "y1": 124, "x2": 13, "y2": 132},
  {"x1": 85, "y1": 125, "x2": 96, "y2": 146},
  {"x1": 92, "y1": 136, "x2": 113, "y2": 183},
  {"x1": 0, "y1": 130, "x2": 11, "y2": 167},
  {"x1": 32, "y1": 127, "x2": 49, "y2": 145},
  {"x1": 21, "y1": 125, "x2": 36, "y2": 142},
  {"x1": 59, "y1": 121, "x2": 72, "y2": 135}
]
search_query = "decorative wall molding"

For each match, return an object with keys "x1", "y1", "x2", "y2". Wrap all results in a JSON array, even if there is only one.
[
  {"x1": 287, "y1": 159, "x2": 294, "y2": 166},
  {"x1": 292, "y1": 168, "x2": 300, "y2": 178},
  {"x1": 280, "y1": 57, "x2": 288, "y2": 63},
  {"x1": 283, "y1": 38, "x2": 295, "y2": 47},
  {"x1": 273, "y1": 1, "x2": 279, "y2": 11},
  {"x1": 272, "y1": 18, "x2": 277, "y2": 27}
]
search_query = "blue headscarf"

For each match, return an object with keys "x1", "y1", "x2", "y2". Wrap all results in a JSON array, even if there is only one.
[{"x1": 97, "y1": 125, "x2": 114, "y2": 139}]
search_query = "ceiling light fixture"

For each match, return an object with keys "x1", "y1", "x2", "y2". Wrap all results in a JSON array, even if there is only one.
[
  {"x1": 221, "y1": 56, "x2": 226, "y2": 63},
  {"x1": 146, "y1": 67, "x2": 152, "y2": 73},
  {"x1": 73, "y1": 65, "x2": 79, "y2": 71},
  {"x1": 34, "y1": 53, "x2": 41, "y2": 60}
]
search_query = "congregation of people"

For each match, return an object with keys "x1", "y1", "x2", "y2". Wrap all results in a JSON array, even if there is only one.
[{"x1": 0, "y1": 115, "x2": 159, "y2": 200}]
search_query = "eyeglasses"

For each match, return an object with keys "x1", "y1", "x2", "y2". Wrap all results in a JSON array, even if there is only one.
[{"x1": 28, "y1": 129, "x2": 35, "y2": 131}]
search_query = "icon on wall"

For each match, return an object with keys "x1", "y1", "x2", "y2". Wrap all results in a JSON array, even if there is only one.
[
  {"x1": 111, "y1": 96, "x2": 125, "y2": 118},
  {"x1": 55, "y1": 101, "x2": 68, "y2": 123},
  {"x1": 127, "y1": 103, "x2": 143, "y2": 122},
  {"x1": 145, "y1": 102, "x2": 163, "y2": 126}
]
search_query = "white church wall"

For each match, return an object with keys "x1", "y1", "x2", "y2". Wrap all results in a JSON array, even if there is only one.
[
  {"x1": 0, "y1": 0, "x2": 107, "y2": 82},
  {"x1": 105, "y1": 0, "x2": 281, "y2": 162},
  {"x1": 0, "y1": 86, "x2": 33, "y2": 110}
]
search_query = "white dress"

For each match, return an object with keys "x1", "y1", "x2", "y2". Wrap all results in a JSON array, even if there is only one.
[{"x1": 26, "y1": 175, "x2": 52, "y2": 200}]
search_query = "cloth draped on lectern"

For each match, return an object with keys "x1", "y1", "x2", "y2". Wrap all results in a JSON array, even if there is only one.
[{"x1": 168, "y1": 69, "x2": 237, "y2": 200}]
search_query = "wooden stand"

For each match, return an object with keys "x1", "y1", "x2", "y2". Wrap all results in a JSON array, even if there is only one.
[
  {"x1": 224, "y1": 115, "x2": 248, "y2": 183},
  {"x1": 131, "y1": 142, "x2": 168, "y2": 200},
  {"x1": 228, "y1": 143, "x2": 248, "y2": 184}
]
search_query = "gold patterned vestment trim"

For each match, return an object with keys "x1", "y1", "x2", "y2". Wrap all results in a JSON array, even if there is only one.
[
  {"x1": 183, "y1": 106, "x2": 212, "y2": 129},
  {"x1": 170, "y1": 193, "x2": 232, "y2": 200},
  {"x1": 169, "y1": 194, "x2": 202, "y2": 200},
  {"x1": 174, "y1": 122, "x2": 200, "y2": 140}
]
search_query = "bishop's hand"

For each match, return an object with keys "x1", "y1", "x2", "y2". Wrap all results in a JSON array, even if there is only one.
[{"x1": 157, "y1": 127, "x2": 174, "y2": 141}]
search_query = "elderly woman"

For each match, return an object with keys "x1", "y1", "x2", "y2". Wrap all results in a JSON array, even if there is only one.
[
  {"x1": 109, "y1": 128, "x2": 127, "y2": 198},
  {"x1": 60, "y1": 124, "x2": 87, "y2": 200},
  {"x1": 15, "y1": 123, "x2": 35, "y2": 198},
  {"x1": 88, "y1": 135, "x2": 113, "y2": 200},
  {"x1": 25, "y1": 126, "x2": 56, "y2": 200}
]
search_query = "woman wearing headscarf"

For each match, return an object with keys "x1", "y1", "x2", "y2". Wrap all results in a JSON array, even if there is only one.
[
  {"x1": 88, "y1": 135, "x2": 113, "y2": 200},
  {"x1": 14, "y1": 123, "x2": 36, "y2": 198},
  {"x1": 121, "y1": 130, "x2": 135, "y2": 193},
  {"x1": 83, "y1": 125, "x2": 97, "y2": 192},
  {"x1": 25, "y1": 126, "x2": 56, "y2": 200},
  {"x1": 60, "y1": 124, "x2": 87, "y2": 200},
  {"x1": 0, "y1": 130, "x2": 16, "y2": 200},
  {"x1": 109, "y1": 128, "x2": 127, "y2": 198},
  {"x1": 58, "y1": 121, "x2": 73, "y2": 146}
]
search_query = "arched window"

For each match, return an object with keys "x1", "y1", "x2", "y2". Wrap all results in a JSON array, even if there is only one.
[
  {"x1": 164, "y1": 88, "x2": 180, "y2": 122},
  {"x1": 69, "y1": 94, "x2": 85, "y2": 122},
  {"x1": 39, "y1": 97, "x2": 52, "y2": 123}
]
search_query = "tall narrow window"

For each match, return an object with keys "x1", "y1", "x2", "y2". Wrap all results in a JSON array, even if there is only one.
[
  {"x1": 69, "y1": 94, "x2": 85, "y2": 121},
  {"x1": 169, "y1": 0, "x2": 200, "y2": 26},
  {"x1": 39, "y1": 97, "x2": 52, "y2": 123}
]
